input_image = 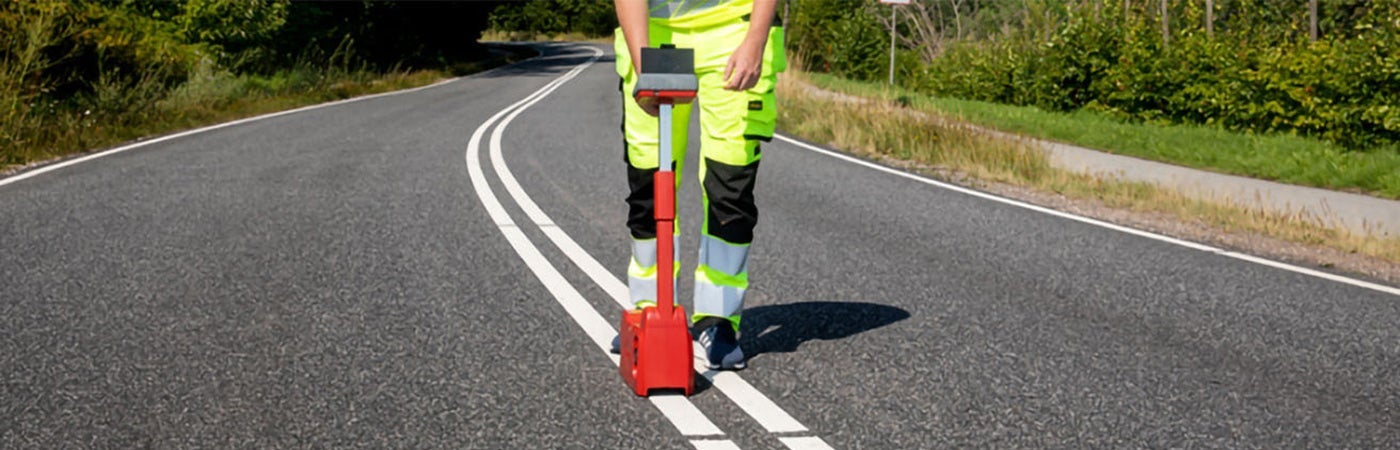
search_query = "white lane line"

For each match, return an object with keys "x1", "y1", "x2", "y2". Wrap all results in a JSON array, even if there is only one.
[
  {"x1": 775, "y1": 134, "x2": 1400, "y2": 298},
  {"x1": 0, "y1": 77, "x2": 459, "y2": 188},
  {"x1": 465, "y1": 47, "x2": 725, "y2": 438},
  {"x1": 486, "y1": 52, "x2": 822, "y2": 438},
  {"x1": 779, "y1": 436, "x2": 838, "y2": 450},
  {"x1": 690, "y1": 439, "x2": 745, "y2": 450},
  {"x1": 701, "y1": 370, "x2": 806, "y2": 433}
]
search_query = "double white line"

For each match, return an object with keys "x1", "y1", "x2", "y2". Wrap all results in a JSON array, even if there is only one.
[{"x1": 463, "y1": 47, "x2": 833, "y2": 449}]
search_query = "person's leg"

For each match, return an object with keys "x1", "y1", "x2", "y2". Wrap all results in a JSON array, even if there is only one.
[
  {"x1": 690, "y1": 19, "x2": 785, "y2": 369},
  {"x1": 615, "y1": 24, "x2": 691, "y2": 310}
]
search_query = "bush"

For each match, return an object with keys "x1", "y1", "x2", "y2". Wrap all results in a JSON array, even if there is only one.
[
  {"x1": 1, "y1": 0, "x2": 501, "y2": 168},
  {"x1": 914, "y1": 0, "x2": 1400, "y2": 151},
  {"x1": 488, "y1": 0, "x2": 615, "y2": 38}
]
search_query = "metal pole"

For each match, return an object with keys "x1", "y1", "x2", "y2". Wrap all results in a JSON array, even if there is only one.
[
  {"x1": 1206, "y1": 0, "x2": 1213, "y2": 39},
  {"x1": 659, "y1": 104, "x2": 672, "y2": 174},
  {"x1": 1160, "y1": 0, "x2": 1169, "y2": 46},
  {"x1": 889, "y1": 4, "x2": 896, "y2": 85},
  {"x1": 1309, "y1": 0, "x2": 1318, "y2": 42},
  {"x1": 1124, "y1": 0, "x2": 1130, "y2": 29}
]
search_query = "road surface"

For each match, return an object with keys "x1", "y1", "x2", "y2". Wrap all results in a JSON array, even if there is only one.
[{"x1": 3, "y1": 43, "x2": 1396, "y2": 449}]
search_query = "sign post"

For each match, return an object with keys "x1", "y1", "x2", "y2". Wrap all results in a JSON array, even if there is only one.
[{"x1": 880, "y1": 0, "x2": 909, "y2": 86}]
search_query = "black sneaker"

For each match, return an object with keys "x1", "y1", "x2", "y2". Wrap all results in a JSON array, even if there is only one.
[{"x1": 693, "y1": 316, "x2": 745, "y2": 370}]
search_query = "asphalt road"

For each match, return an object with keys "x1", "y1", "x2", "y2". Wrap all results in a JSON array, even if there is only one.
[{"x1": 3, "y1": 43, "x2": 1397, "y2": 449}]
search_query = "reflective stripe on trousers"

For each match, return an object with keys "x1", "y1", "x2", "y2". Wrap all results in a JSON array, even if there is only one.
[
  {"x1": 693, "y1": 235, "x2": 749, "y2": 325},
  {"x1": 627, "y1": 236, "x2": 680, "y2": 306}
]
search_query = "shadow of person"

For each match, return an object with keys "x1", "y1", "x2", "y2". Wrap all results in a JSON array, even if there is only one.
[{"x1": 740, "y1": 302, "x2": 910, "y2": 359}]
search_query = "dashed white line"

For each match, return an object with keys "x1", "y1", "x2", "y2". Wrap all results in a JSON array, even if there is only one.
[
  {"x1": 774, "y1": 134, "x2": 1400, "y2": 298},
  {"x1": 691, "y1": 439, "x2": 745, "y2": 450},
  {"x1": 779, "y1": 436, "x2": 838, "y2": 450}
]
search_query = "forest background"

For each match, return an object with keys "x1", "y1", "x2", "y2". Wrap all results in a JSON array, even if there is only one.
[
  {"x1": 493, "y1": 0, "x2": 1400, "y2": 152},
  {"x1": 1, "y1": 0, "x2": 502, "y2": 170},
  {"x1": 6, "y1": 0, "x2": 1398, "y2": 196},
  {"x1": 490, "y1": 0, "x2": 1400, "y2": 198}
]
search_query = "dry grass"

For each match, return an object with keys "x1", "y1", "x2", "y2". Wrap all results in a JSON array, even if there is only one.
[
  {"x1": 776, "y1": 70, "x2": 1400, "y2": 267},
  {"x1": 1, "y1": 69, "x2": 447, "y2": 175}
]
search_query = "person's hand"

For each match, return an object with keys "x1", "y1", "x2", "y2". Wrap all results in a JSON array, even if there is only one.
[
  {"x1": 723, "y1": 38, "x2": 766, "y2": 91},
  {"x1": 635, "y1": 95, "x2": 661, "y2": 117}
]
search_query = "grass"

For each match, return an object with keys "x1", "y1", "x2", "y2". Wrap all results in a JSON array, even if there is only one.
[
  {"x1": 803, "y1": 72, "x2": 1400, "y2": 200},
  {"x1": 1, "y1": 45, "x2": 532, "y2": 174},
  {"x1": 1, "y1": 68, "x2": 442, "y2": 173},
  {"x1": 777, "y1": 70, "x2": 1400, "y2": 266}
]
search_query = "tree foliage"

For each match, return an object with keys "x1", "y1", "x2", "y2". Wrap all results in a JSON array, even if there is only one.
[
  {"x1": 789, "y1": 0, "x2": 1400, "y2": 151},
  {"x1": 488, "y1": 0, "x2": 617, "y2": 37},
  {"x1": 1, "y1": 0, "x2": 501, "y2": 166}
]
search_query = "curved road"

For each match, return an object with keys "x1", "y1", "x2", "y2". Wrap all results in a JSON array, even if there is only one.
[{"x1": 3, "y1": 43, "x2": 1397, "y2": 448}]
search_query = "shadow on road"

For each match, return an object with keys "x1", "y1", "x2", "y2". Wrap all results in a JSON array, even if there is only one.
[{"x1": 739, "y1": 301, "x2": 911, "y2": 359}]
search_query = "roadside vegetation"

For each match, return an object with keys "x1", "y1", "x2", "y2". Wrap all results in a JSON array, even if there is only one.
[
  {"x1": 1, "y1": 1, "x2": 505, "y2": 173},
  {"x1": 488, "y1": 0, "x2": 1400, "y2": 200},
  {"x1": 790, "y1": 0, "x2": 1400, "y2": 155},
  {"x1": 785, "y1": 0, "x2": 1400, "y2": 206},
  {"x1": 485, "y1": 0, "x2": 617, "y2": 40},
  {"x1": 803, "y1": 72, "x2": 1400, "y2": 200},
  {"x1": 777, "y1": 68, "x2": 1400, "y2": 266}
]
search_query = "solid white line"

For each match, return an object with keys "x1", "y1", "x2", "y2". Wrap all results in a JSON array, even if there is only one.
[
  {"x1": 774, "y1": 134, "x2": 1400, "y2": 298},
  {"x1": 690, "y1": 439, "x2": 744, "y2": 450},
  {"x1": 647, "y1": 394, "x2": 724, "y2": 437},
  {"x1": 0, "y1": 77, "x2": 459, "y2": 188},
  {"x1": 701, "y1": 370, "x2": 807, "y2": 433},
  {"x1": 779, "y1": 436, "x2": 837, "y2": 450},
  {"x1": 486, "y1": 50, "x2": 823, "y2": 437},
  {"x1": 464, "y1": 46, "x2": 724, "y2": 438}
]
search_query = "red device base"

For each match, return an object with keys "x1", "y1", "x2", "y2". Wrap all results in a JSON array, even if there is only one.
[{"x1": 619, "y1": 305, "x2": 695, "y2": 396}]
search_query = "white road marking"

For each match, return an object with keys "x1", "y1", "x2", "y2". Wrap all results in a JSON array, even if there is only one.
[
  {"x1": 0, "y1": 77, "x2": 460, "y2": 188},
  {"x1": 690, "y1": 439, "x2": 744, "y2": 450},
  {"x1": 485, "y1": 52, "x2": 825, "y2": 439},
  {"x1": 464, "y1": 48, "x2": 726, "y2": 438},
  {"x1": 700, "y1": 370, "x2": 806, "y2": 433},
  {"x1": 775, "y1": 134, "x2": 1400, "y2": 298},
  {"x1": 779, "y1": 436, "x2": 838, "y2": 450}
]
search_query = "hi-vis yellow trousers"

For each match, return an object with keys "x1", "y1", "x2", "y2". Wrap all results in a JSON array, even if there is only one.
[{"x1": 615, "y1": 16, "x2": 785, "y2": 331}]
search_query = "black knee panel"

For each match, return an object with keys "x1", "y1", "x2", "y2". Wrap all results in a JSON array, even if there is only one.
[
  {"x1": 626, "y1": 164, "x2": 658, "y2": 240},
  {"x1": 703, "y1": 157, "x2": 760, "y2": 244}
]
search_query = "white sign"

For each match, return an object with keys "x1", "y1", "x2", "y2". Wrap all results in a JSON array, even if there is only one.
[{"x1": 880, "y1": 0, "x2": 910, "y2": 4}]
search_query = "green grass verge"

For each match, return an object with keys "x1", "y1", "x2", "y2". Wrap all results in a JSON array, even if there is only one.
[
  {"x1": 1, "y1": 69, "x2": 443, "y2": 173},
  {"x1": 778, "y1": 72, "x2": 1400, "y2": 266},
  {"x1": 2, "y1": 45, "x2": 531, "y2": 174},
  {"x1": 804, "y1": 72, "x2": 1400, "y2": 200}
]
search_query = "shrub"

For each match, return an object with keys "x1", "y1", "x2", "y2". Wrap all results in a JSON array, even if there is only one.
[{"x1": 914, "y1": 0, "x2": 1400, "y2": 152}]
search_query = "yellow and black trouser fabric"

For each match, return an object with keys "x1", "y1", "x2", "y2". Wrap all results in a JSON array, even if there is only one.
[{"x1": 615, "y1": 9, "x2": 786, "y2": 331}]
